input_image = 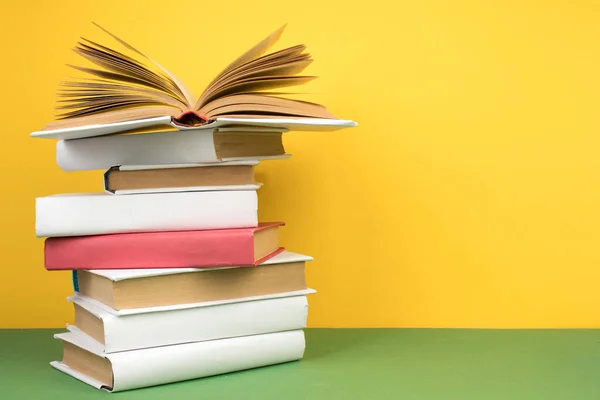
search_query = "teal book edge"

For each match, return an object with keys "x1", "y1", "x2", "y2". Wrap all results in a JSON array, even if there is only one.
[{"x1": 72, "y1": 271, "x2": 79, "y2": 292}]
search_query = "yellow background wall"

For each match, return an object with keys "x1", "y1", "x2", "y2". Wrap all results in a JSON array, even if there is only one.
[{"x1": 2, "y1": 0, "x2": 600, "y2": 328}]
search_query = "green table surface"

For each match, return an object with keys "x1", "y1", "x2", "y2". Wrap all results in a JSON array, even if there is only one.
[{"x1": 1, "y1": 328, "x2": 600, "y2": 399}]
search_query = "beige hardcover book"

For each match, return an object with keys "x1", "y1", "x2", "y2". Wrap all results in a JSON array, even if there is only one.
[
  {"x1": 103, "y1": 160, "x2": 260, "y2": 194},
  {"x1": 74, "y1": 250, "x2": 312, "y2": 310}
]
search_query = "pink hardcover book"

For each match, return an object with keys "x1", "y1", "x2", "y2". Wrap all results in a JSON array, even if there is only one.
[{"x1": 44, "y1": 222, "x2": 285, "y2": 270}]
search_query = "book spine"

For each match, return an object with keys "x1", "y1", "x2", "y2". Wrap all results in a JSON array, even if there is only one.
[
  {"x1": 51, "y1": 330, "x2": 306, "y2": 392},
  {"x1": 35, "y1": 190, "x2": 258, "y2": 238},
  {"x1": 44, "y1": 227, "x2": 271, "y2": 270},
  {"x1": 56, "y1": 129, "x2": 219, "y2": 171},
  {"x1": 76, "y1": 295, "x2": 309, "y2": 353},
  {"x1": 72, "y1": 271, "x2": 79, "y2": 292},
  {"x1": 102, "y1": 166, "x2": 116, "y2": 193}
]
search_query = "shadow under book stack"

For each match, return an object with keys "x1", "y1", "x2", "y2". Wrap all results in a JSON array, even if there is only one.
[{"x1": 34, "y1": 126, "x2": 317, "y2": 392}]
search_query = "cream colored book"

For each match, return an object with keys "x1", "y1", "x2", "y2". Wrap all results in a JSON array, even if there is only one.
[
  {"x1": 71, "y1": 250, "x2": 312, "y2": 310},
  {"x1": 103, "y1": 161, "x2": 261, "y2": 194}
]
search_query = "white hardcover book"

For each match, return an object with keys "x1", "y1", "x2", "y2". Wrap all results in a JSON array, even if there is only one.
[
  {"x1": 53, "y1": 126, "x2": 292, "y2": 171},
  {"x1": 68, "y1": 290, "x2": 314, "y2": 353},
  {"x1": 51, "y1": 329, "x2": 306, "y2": 392},
  {"x1": 35, "y1": 189, "x2": 258, "y2": 237}
]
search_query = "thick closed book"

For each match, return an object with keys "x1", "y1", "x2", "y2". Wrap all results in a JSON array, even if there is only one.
[
  {"x1": 44, "y1": 222, "x2": 284, "y2": 270},
  {"x1": 68, "y1": 291, "x2": 313, "y2": 353},
  {"x1": 35, "y1": 189, "x2": 258, "y2": 237},
  {"x1": 73, "y1": 250, "x2": 311, "y2": 310},
  {"x1": 103, "y1": 161, "x2": 260, "y2": 194},
  {"x1": 54, "y1": 127, "x2": 292, "y2": 171},
  {"x1": 51, "y1": 329, "x2": 306, "y2": 392}
]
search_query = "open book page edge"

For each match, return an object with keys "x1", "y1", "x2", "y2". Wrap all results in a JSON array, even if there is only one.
[
  {"x1": 69, "y1": 288, "x2": 317, "y2": 316},
  {"x1": 30, "y1": 117, "x2": 357, "y2": 140},
  {"x1": 215, "y1": 117, "x2": 357, "y2": 129},
  {"x1": 220, "y1": 154, "x2": 292, "y2": 162},
  {"x1": 30, "y1": 116, "x2": 174, "y2": 139}
]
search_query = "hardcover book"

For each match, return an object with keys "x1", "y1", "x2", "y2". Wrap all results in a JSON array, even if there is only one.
[
  {"x1": 103, "y1": 161, "x2": 260, "y2": 194},
  {"x1": 72, "y1": 250, "x2": 312, "y2": 310},
  {"x1": 51, "y1": 329, "x2": 306, "y2": 392},
  {"x1": 35, "y1": 189, "x2": 258, "y2": 237},
  {"x1": 44, "y1": 222, "x2": 285, "y2": 270},
  {"x1": 53, "y1": 126, "x2": 292, "y2": 171},
  {"x1": 67, "y1": 291, "x2": 313, "y2": 353}
]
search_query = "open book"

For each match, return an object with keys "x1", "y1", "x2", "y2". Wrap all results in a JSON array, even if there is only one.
[{"x1": 34, "y1": 23, "x2": 356, "y2": 139}]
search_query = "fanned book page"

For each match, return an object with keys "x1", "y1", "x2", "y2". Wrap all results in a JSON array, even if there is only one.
[{"x1": 36, "y1": 23, "x2": 355, "y2": 136}]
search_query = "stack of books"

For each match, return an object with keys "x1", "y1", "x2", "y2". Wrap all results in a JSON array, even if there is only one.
[
  {"x1": 36, "y1": 162, "x2": 316, "y2": 392},
  {"x1": 32, "y1": 24, "x2": 356, "y2": 392}
]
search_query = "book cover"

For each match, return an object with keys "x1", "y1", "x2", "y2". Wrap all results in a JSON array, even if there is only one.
[
  {"x1": 72, "y1": 250, "x2": 312, "y2": 311},
  {"x1": 103, "y1": 160, "x2": 261, "y2": 194},
  {"x1": 51, "y1": 329, "x2": 306, "y2": 392},
  {"x1": 67, "y1": 291, "x2": 313, "y2": 353},
  {"x1": 32, "y1": 116, "x2": 357, "y2": 141},
  {"x1": 53, "y1": 127, "x2": 293, "y2": 171},
  {"x1": 35, "y1": 189, "x2": 258, "y2": 237},
  {"x1": 44, "y1": 222, "x2": 285, "y2": 270}
]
